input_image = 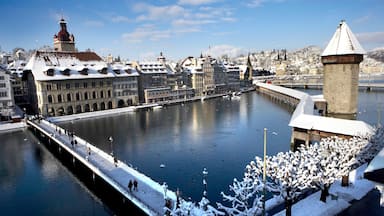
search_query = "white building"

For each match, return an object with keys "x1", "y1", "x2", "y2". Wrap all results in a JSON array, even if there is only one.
[{"x1": 0, "y1": 67, "x2": 15, "y2": 121}]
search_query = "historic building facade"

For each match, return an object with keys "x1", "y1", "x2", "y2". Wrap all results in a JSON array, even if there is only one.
[{"x1": 23, "y1": 19, "x2": 139, "y2": 116}]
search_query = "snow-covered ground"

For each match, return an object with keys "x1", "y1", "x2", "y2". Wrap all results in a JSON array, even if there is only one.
[{"x1": 275, "y1": 164, "x2": 375, "y2": 216}]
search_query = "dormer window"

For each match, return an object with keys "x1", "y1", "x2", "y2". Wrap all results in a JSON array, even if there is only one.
[
  {"x1": 98, "y1": 67, "x2": 108, "y2": 74},
  {"x1": 45, "y1": 68, "x2": 54, "y2": 76},
  {"x1": 113, "y1": 69, "x2": 121, "y2": 74},
  {"x1": 79, "y1": 68, "x2": 88, "y2": 75},
  {"x1": 125, "y1": 69, "x2": 132, "y2": 74},
  {"x1": 61, "y1": 68, "x2": 70, "y2": 76}
]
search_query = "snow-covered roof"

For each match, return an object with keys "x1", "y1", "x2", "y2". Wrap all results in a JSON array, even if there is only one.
[
  {"x1": 256, "y1": 83, "x2": 374, "y2": 137},
  {"x1": 256, "y1": 82, "x2": 307, "y2": 100},
  {"x1": 24, "y1": 51, "x2": 137, "y2": 81},
  {"x1": 288, "y1": 92, "x2": 373, "y2": 137},
  {"x1": 322, "y1": 20, "x2": 365, "y2": 56}
]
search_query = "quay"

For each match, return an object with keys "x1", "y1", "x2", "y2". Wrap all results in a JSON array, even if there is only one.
[
  {"x1": 27, "y1": 118, "x2": 177, "y2": 215},
  {"x1": 255, "y1": 82, "x2": 373, "y2": 149}
]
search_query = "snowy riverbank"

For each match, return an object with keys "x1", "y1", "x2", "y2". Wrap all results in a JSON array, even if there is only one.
[{"x1": 0, "y1": 122, "x2": 26, "y2": 133}]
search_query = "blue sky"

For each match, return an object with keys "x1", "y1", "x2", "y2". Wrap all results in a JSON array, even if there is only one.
[{"x1": 0, "y1": 0, "x2": 383, "y2": 61}]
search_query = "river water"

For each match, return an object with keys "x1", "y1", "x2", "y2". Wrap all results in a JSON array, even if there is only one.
[{"x1": 1, "y1": 89, "x2": 383, "y2": 215}]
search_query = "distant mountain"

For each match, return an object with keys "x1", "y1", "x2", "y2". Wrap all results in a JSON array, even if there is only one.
[{"x1": 367, "y1": 49, "x2": 384, "y2": 63}]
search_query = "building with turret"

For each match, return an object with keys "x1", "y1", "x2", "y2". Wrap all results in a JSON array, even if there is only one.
[{"x1": 321, "y1": 20, "x2": 365, "y2": 118}]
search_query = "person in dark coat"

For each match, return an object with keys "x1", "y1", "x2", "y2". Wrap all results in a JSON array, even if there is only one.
[
  {"x1": 133, "y1": 179, "x2": 138, "y2": 191},
  {"x1": 128, "y1": 180, "x2": 133, "y2": 192}
]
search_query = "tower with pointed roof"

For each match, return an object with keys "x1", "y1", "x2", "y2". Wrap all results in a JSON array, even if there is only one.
[
  {"x1": 321, "y1": 20, "x2": 365, "y2": 118},
  {"x1": 53, "y1": 18, "x2": 76, "y2": 52}
]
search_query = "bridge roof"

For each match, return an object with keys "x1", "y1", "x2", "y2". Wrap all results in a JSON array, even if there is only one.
[{"x1": 322, "y1": 20, "x2": 365, "y2": 57}]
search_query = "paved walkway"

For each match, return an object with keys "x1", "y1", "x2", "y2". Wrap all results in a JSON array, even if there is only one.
[{"x1": 30, "y1": 119, "x2": 176, "y2": 215}]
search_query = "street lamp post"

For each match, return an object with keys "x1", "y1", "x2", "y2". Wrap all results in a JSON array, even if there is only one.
[{"x1": 262, "y1": 128, "x2": 267, "y2": 216}]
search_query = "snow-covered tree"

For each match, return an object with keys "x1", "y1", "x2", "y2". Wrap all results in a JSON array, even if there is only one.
[
  {"x1": 298, "y1": 141, "x2": 341, "y2": 202},
  {"x1": 217, "y1": 157, "x2": 264, "y2": 215},
  {"x1": 265, "y1": 151, "x2": 312, "y2": 216},
  {"x1": 168, "y1": 198, "x2": 224, "y2": 216}
]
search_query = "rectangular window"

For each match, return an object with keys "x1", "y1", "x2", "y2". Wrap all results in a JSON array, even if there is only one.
[
  {"x1": 0, "y1": 91, "x2": 7, "y2": 97},
  {"x1": 46, "y1": 84, "x2": 52, "y2": 91},
  {"x1": 75, "y1": 83, "x2": 80, "y2": 88},
  {"x1": 66, "y1": 83, "x2": 70, "y2": 89},
  {"x1": 0, "y1": 76, "x2": 4, "y2": 80},
  {"x1": 99, "y1": 81, "x2": 104, "y2": 87},
  {"x1": 56, "y1": 83, "x2": 61, "y2": 90},
  {"x1": 0, "y1": 83, "x2": 6, "y2": 88},
  {"x1": 92, "y1": 82, "x2": 96, "y2": 88},
  {"x1": 83, "y1": 82, "x2": 88, "y2": 88}
]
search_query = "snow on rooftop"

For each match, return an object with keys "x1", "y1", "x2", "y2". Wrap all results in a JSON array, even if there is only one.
[
  {"x1": 322, "y1": 20, "x2": 365, "y2": 56},
  {"x1": 24, "y1": 51, "x2": 138, "y2": 80},
  {"x1": 256, "y1": 83, "x2": 374, "y2": 137}
]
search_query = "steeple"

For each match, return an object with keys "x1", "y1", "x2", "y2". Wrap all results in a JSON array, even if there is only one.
[{"x1": 53, "y1": 18, "x2": 76, "y2": 52}]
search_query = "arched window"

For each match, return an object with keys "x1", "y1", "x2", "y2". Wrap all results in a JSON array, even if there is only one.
[
  {"x1": 84, "y1": 92, "x2": 88, "y2": 100},
  {"x1": 58, "y1": 94, "x2": 62, "y2": 103},
  {"x1": 100, "y1": 91, "x2": 104, "y2": 98},
  {"x1": 76, "y1": 92, "x2": 80, "y2": 101},
  {"x1": 92, "y1": 91, "x2": 96, "y2": 99},
  {"x1": 67, "y1": 93, "x2": 71, "y2": 102},
  {"x1": 108, "y1": 90, "x2": 111, "y2": 98},
  {"x1": 48, "y1": 95, "x2": 53, "y2": 103}
]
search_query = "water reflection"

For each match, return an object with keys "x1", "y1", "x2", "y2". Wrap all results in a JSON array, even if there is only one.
[{"x1": 0, "y1": 132, "x2": 25, "y2": 191}]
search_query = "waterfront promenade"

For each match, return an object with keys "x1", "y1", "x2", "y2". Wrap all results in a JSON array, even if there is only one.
[{"x1": 27, "y1": 118, "x2": 177, "y2": 215}]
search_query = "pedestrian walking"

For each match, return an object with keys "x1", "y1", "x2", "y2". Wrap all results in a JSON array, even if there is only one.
[
  {"x1": 128, "y1": 180, "x2": 133, "y2": 192},
  {"x1": 133, "y1": 179, "x2": 138, "y2": 191}
]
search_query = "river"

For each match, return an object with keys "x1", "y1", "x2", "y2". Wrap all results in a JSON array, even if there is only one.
[{"x1": 1, "y1": 89, "x2": 383, "y2": 215}]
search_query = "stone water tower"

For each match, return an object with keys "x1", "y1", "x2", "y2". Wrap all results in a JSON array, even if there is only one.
[{"x1": 321, "y1": 20, "x2": 365, "y2": 118}]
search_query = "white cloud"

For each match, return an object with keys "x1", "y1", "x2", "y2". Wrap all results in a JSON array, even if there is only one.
[
  {"x1": 122, "y1": 25, "x2": 171, "y2": 43},
  {"x1": 110, "y1": 15, "x2": 130, "y2": 23},
  {"x1": 178, "y1": 0, "x2": 219, "y2": 5},
  {"x1": 204, "y1": 45, "x2": 246, "y2": 58},
  {"x1": 134, "y1": 3, "x2": 185, "y2": 21},
  {"x1": 172, "y1": 19, "x2": 216, "y2": 26},
  {"x1": 356, "y1": 32, "x2": 384, "y2": 44},
  {"x1": 84, "y1": 20, "x2": 104, "y2": 27},
  {"x1": 246, "y1": 0, "x2": 286, "y2": 8}
]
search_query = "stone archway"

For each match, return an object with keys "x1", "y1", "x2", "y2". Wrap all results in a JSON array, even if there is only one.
[
  {"x1": 84, "y1": 104, "x2": 90, "y2": 112},
  {"x1": 48, "y1": 107, "x2": 55, "y2": 117},
  {"x1": 58, "y1": 107, "x2": 65, "y2": 116},
  {"x1": 76, "y1": 105, "x2": 82, "y2": 113},
  {"x1": 67, "y1": 106, "x2": 73, "y2": 115},
  {"x1": 92, "y1": 103, "x2": 98, "y2": 111},
  {"x1": 108, "y1": 101, "x2": 113, "y2": 109},
  {"x1": 118, "y1": 99, "x2": 125, "y2": 108},
  {"x1": 100, "y1": 102, "x2": 105, "y2": 110}
]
